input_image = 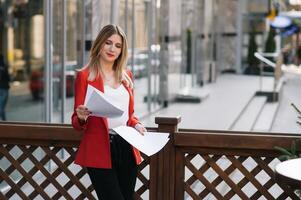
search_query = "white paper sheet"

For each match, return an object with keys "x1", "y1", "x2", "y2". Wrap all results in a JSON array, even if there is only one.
[
  {"x1": 113, "y1": 126, "x2": 170, "y2": 156},
  {"x1": 84, "y1": 84, "x2": 124, "y2": 118}
]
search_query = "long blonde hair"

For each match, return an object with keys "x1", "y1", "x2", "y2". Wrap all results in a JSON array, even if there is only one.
[{"x1": 86, "y1": 24, "x2": 133, "y2": 88}]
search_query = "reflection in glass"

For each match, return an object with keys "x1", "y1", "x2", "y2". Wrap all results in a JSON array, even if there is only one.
[{"x1": 0, "y1": 1, "x2": 45, "y2": 122}]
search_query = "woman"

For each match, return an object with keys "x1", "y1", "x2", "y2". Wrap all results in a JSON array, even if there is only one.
[{"x1": 72, "y1": 24, "x2": 146, "y2": 200}]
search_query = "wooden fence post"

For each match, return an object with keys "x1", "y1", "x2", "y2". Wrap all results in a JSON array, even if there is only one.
[{"x1": 149, "y1": 116, "x2": 181, "y2": 200}]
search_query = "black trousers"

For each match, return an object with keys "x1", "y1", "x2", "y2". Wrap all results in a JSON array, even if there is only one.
[{"x1": 87, "y1": 133, "x2": 138, "y2": 200}]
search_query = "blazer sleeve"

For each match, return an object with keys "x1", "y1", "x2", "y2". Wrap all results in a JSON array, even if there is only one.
[
  {"x1": 71, "y1": 71, "x2": 88, "y2": 131},
  {"x1": 127, "y1": 70, "x2": 140, "y2": 128}
]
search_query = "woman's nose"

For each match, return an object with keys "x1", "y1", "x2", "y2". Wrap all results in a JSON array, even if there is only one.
[{"x1": 109, "y1": 44, "x2": 116, "y2": 51}]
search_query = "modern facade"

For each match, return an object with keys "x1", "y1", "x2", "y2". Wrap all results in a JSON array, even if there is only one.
[{"x1": 0, "y1": 0, "x2": 292, "y2": 124}]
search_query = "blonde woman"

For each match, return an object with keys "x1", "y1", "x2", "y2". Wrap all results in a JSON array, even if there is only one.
[{"x1": 72, "y1": 24, "x2": 146, "y2": 200}]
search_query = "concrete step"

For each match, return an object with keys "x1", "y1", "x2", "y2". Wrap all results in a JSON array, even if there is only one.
[
  {"x1": 230, "y1": 96, "x2": 267, "y2": 131},
  {"x1": 252, "y1": 102, "x2": 279, "y2": 132}
]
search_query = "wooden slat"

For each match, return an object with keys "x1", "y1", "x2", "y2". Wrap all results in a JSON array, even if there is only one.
[
  {"x1": 27, "y1": 148, "x2": 62, "y2": 199},
  {"x1": 0, "y1": 168, "x2": 29, "y2": 200},
  {"x1": 184, "y1": 182, "x2": 202, "y2": 200},
  {"x1": 174, "y1": 150, "x2": 184, "y2": 200},
  {"x1": 42, "y1": 147, "x2": 96, "y2": 200},
  {"x1": 0, "y1": 191, "x2": 7, "y2": 200},
  {"x1": 186, "y1": 155, "x2": 222, "y2": 199},
  {"x1": 150, "y1": 154, "x2": 159, "y2": 200},
  {"x1": 203, "y1": 156, "x2": 248, "y2": 199},
  {"x1": 178, "y1": 128, "x2": 301, "y2": 137},
  {"x1": 5, "y1": 146, "x2": 56, "y2": 198},
  {"x1": 174, "y1": 132, "x2": 301, "y2": 150},
  {"x1": 202, "y1": 155, "x2": 249, "y2": 199},
  {"x1": 0, "y1": 123, "x2": 81, "y2": 141},
  {"x1": 224, "y1": 156, "x2": 265, "y2": 199},
  {"x1": 19, "y1": 145, "x2": 73, "y2": 200},
  {"x1": 0, "y1": 146, "x2": 52, "y2": 200},
  {"x1": 226, "y1": 155, "x2": 275, "y2": 199},
  {"x1": 185, "y1": 156, "x2": 224, "y2": 199},
  {"x1": 254, "y1": 157, "x2": 299, "y2": 199}
]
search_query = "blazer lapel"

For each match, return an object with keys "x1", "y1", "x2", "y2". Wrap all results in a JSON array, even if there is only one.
[{"x1": 122, "y1": 80, "x2": 133, "y2": 115}]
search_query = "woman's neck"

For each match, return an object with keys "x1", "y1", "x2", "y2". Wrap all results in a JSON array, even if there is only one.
[{"x1": 100, "y1": 60, "x2": 114, "y2": 73}]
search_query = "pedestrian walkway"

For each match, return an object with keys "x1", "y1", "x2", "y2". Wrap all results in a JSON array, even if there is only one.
[
  {"x1": 141, "y1": 74, "x2": 279, "y2": 131},
  {"x1": 272, "y1": 72, "x2": 301, "y2": 134}
]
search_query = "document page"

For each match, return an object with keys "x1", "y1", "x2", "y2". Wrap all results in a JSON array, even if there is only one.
[
  {"x1": 84, "y1": 84, "x2": 124, "y2": 118},
  {"x1": 113, "y1": 126, "x2": 170, "y2": 156}
]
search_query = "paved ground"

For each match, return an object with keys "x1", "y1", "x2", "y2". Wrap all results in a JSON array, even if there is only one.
[
  {"x1": 141, "y1": 74, "x2": 275, "y2": 130},
  {"x1": 271, "y1": 72, "x2": 301, "y2": 134}
]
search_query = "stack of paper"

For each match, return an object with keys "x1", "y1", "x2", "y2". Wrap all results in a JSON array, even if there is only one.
[
  {"x1": 84, "y1": 85, "x2": 124, "y2": 118},
  {"x1": 113, "y1": 126, "x2": 170, "y2": 156}
]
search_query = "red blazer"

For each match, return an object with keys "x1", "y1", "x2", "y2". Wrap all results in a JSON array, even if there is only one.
[{"x1": 71, "y1": 67, "x2": 142, "y2": 168}]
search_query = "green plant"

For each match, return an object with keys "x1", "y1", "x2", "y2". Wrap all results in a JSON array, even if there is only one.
[{"x1": 274, "y1": 139, "x2": 301, "y2": 161}]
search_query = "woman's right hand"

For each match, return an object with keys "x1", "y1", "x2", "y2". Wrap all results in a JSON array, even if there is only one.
[{"x1": 76, "y1": 105, "x2": 91, "y2": 122}]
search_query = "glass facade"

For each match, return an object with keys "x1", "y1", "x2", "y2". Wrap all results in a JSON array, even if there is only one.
[
  {"x1": 0, "y1": 0, "x2": 283, "y2": 125},
  {"x1": 1, "y1": 1, "x2": 45, "y2": 122},
  {"x1": 0, "y1": 0, "x2": 165, "y2": 123}
]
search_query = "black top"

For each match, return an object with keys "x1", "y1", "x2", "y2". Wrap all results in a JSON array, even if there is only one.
[{"x1": 0, "y1": 56, "x2": 10, "y2": 89}]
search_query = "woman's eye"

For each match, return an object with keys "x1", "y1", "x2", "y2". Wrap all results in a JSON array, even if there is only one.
[
  {"x1": 105, "y1": 41, "x2": 111, "y2": 45},
  {"x1": 115, "y1": 45, "x2": 122, "y2": 48}
]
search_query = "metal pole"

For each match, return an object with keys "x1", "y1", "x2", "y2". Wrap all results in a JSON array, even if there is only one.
[
  {"x1": 153, "y1": 0, "x2": 158, "y2": 107},
  {"x1": 191, "y1": 31, "x2": 196, "y2": 87},
  {"x1": 159, "y1": 0, "x2": 169, "y2": 107},
  {"x1": 236, "y1": 0, "x2": 243, "y2": 74},
  {"x1": 125, "y1": 0, "x2": 128, "y2": 35},
  {"x1": 61, "y1": 0, "x2": 67, "y2": 123},
  {"x1": 44, "y1": 0, "x2": 53, "y2": 170},
  {"x1": 180, "y1": 0, "x2": 185, "y2": 89},
  {"x1": 111, "y1": 0, "x2": 119, "y2": 24},
  {"x1": 81, "y1": 0, "x2": 86, "y2": 66},
  {"x1": 131, "y1": 0, "x2": 135, "y2": 73},
  {"x1": 146, "y1": 0, "x2": 152, "y2": 112},
  {"x1": 44, "y1": 0, "x2": 53, "y2": 123}
]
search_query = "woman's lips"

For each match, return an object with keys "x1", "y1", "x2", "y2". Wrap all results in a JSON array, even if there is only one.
[{"x1": 106, "y1": 53, "x2": 114, "y2": 57}]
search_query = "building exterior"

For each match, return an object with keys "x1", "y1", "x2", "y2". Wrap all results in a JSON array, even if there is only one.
[{"x1": 0, "y1": 0, "x2": 289, "y2": 123}]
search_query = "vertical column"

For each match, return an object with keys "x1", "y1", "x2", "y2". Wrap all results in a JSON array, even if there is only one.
[
  {"x1": 92, "y1": 0, "x2": 100, "y2": 39},
  {"x1": 180, "y1": 0, "x2": 186, "y2": 88},
  {"x1": 236, "y1": 0, "x2": 244, "y2": 74},
  {"x1": 146, "y1": 0, "x2": 153, "y2": 112},
  {"x1": 44, "y1": 0, "x2": 53, "y2": 123},
  {"x1": 158, "y1": 0, "x2": 169, "y2": 107},
  {"x1": 111, "y1": 0, "x2": 119, "y2": 24},
  {"x1": 2, "y1": 2, "x2": 10, "y2": 65},
  {"x1": 124, "y1": 0, "x2": 128, "y2": 35},
  {"x1": 60, "y1": 0, "x2": 66, "y2": 123},
  {"x1": 131, "y1": 0, "x2": 135, "y2": 73},
  {"x1": 77, "y1": 0, "x2": 86, "y2": 67}
]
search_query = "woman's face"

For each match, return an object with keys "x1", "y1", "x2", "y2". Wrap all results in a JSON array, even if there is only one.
[{"x1": 100, "y1": 34, "x2": 122, "y2": 64}]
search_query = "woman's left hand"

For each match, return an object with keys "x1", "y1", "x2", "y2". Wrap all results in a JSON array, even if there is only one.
[{"x1": 135, "y1": 124, "x2": 147, "y2": 135}]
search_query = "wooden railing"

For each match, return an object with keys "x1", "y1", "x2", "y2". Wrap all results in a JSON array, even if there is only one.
[{"x1": 0, "y1": 117, "x2": 300, "y2": 200}]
